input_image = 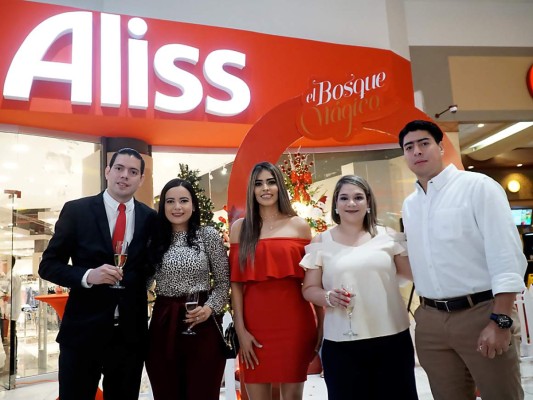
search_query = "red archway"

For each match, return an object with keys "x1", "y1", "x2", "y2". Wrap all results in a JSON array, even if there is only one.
[{"x1": 227, "y1": 97, "x2": 462, "y2": 222}]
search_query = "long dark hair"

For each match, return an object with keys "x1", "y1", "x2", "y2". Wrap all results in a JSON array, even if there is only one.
[
  {"x1": 152, "y1": 178, "x2": 201, "y2": 267},
  {"x1": 238, "y1": 162, "x2": 296, "y2": 268}
]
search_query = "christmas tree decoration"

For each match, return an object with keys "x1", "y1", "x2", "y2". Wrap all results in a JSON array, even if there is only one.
[
  {"x1": 279, "y1": 153, "x2": 328, "y2": 233},
  {"x1": 216, "y1": 205, "x2": 231, "y2": 247},
  {"x1": 280, "y1": 152, "x2": 313, "y2": 202}
]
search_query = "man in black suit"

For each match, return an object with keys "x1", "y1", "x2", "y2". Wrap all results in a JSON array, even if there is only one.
[{"x1": 39, "y1": 148, "x2": 157, "y2": 400}]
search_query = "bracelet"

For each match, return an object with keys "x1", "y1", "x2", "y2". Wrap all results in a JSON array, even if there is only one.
[{"x1": 325, "y1": 290, "x2": 335, "y2": 307}]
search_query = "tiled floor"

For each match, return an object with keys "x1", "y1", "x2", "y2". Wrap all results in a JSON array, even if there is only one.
[
  {"x1": 2, "y1": 317, "x2": 533, "y2": 399},
  {"x1": 1, "y1": 359, "x2": 533, "y2": 399}
]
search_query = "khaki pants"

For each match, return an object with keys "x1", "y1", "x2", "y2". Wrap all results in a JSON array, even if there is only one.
[{"x1": 414, "y1": 300, "x2": 523, "y2": 400}]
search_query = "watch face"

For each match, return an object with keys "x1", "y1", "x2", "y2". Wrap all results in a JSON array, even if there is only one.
[{"x1": 491, "y1": 313, "x2": 513, "y2": 329}]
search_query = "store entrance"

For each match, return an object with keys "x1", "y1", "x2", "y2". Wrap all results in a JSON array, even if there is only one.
[
  {"x1": 0, "y1": 128, "x2": 101, "y2": 389},
  {"x1": 0, "y1": 191, "x2": 16, "y2": 389}
]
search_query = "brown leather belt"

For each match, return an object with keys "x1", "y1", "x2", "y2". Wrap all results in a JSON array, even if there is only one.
[{"x1": 420, "y1": 290, "x2": 493, "y2": 312}]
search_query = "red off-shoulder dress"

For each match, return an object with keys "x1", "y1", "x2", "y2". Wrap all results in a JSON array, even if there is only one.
[{"x1": 230, "y1": 238, "x2": 317, "y2": 383}]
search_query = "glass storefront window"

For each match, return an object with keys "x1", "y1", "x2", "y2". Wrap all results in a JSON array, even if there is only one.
[
  {"x1": 152, "y1": 149, "x2": 414, "y2": 226},
  {"x1": 152, "y1": 151, "x2": 236, "y2": 198},
  {"x1": 0, "y1": 127, "x2": 101, "y2": 388}
]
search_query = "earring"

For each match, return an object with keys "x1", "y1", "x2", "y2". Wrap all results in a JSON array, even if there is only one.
[
  {"x1": 366, "y1": 208, "x2": 371, "y2": 214},
  {"x1": 335, "y1": 208, "x2": 339, "y2": 214}
]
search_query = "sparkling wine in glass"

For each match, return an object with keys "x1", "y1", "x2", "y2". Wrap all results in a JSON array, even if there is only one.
[
  {"x1": 111, "y1": 240, "x2": 128, "y2": 289},
  {"x1": 182, "y1": 292, "x2": 199, "y2": 335},
  {"x1": 342, "y1": 284, "x2": 357, "y2": 337}
]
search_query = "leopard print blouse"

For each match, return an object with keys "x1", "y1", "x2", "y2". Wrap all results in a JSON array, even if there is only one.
[{"x1": 152, "y1": 226, "x2": 229, "y2": 313}]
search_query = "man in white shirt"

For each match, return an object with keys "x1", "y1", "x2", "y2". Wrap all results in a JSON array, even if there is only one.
[{"x1": 399, "y1": 120, "x2": 527, "y2": 400}]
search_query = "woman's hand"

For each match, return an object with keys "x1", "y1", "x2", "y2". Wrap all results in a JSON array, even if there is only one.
[
  {"x1": 327, "y1": 288, "x2": 352, "y2": 308},
  {"x1": 186, "y1": 305, "x2": 213, "y2": 329},
  {"x1": 236, "y1": 327, "x2": 263, "y2": 370}
]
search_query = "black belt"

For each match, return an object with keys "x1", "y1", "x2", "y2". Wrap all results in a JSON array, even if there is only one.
[{"x1": 420, "y1": 290, "x2": 493, "y2": 312}]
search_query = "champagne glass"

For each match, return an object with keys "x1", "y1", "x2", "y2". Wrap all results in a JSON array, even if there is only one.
[
  {"x1": 182, "y1": 292, "x2": 199, "y2": 335},
  {"x1": 342, "y1": 284, "x2": 357, "y2": 337},
  {"x1": 111, "y1": 240, "x2": 128, "y2": 289}
]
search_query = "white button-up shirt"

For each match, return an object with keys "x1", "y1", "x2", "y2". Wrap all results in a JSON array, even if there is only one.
[
  {"x1": 402, "y1": 164, "x2": 526, "y2": 299},
  {"x1": 81, "y1": 191, "x2": 135, "y2": 288},
  {"x1": 103, "y1": 190, "x2": 135, "y2": 245}
]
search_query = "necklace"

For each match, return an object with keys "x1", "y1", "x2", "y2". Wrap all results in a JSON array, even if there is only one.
[{"x1": 262, "y1": 213, "x2": 279, "y2": 230}]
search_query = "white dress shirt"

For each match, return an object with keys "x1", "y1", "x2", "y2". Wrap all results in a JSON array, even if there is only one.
[
  {"x1": 81, "y1": 190, "x2": 135, "y2": 287},
  {"x1": 402, "y1": 164, "x2": 527, "y2": 299},
  {"x1": 103, "y1": 190, "x2": 135, "y2": 245}
]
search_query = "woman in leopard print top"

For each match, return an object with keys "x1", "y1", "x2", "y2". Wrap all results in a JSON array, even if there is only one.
[{"x1": 146, "y1": 178, "x2": 229, "y2": 400}]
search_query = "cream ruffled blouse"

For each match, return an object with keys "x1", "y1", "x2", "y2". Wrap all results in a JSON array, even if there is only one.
[{"x1": 300, "y1": 226, "x2": 410, "y2": 342}]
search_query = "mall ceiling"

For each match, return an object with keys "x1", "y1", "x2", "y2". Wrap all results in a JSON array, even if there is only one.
[{"x1": 410, "y1": 46, "x2": 533, "y2": 170}]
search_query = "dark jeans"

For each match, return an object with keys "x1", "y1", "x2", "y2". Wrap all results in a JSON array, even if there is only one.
[{"x1": 322, "y1": 329, "x2": 418, "y2": 400}]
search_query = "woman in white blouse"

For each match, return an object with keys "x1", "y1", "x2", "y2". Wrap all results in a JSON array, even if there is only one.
[{"x1": 300, "y1": 175, "x2": 418, "y2": 400}]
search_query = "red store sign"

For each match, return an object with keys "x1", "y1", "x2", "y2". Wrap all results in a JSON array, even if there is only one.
[{"x1": 0, "y1": 0, "x2": 422, "y2": 148}]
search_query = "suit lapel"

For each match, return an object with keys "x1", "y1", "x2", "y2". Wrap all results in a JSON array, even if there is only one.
[{"x1": 91, "y1": 193, "x2": 113, "y2": 254}]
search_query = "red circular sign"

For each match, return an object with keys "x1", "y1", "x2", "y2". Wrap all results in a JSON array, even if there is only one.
[{"x1": 527, "y1": 65, "x2": 533, "y2": 98}]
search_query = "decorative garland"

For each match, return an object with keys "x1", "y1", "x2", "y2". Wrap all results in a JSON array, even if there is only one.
[{"x1": 280, "y1": 152, "x2": 328, "y2": 233}]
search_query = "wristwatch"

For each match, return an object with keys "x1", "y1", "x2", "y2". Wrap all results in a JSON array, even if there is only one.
[{"x1": 490, "y1": 313, "x2": 513, "y2": 329}]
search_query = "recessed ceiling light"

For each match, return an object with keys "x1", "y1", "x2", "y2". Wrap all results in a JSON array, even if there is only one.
[
  {"x1": 468, "y1": 165, "x2": 474, "y2": 169},
  {"x1": 477, "y1": 123, "x2": 485, "y2": 128},
  {"x1": 467, "y1": 122, "x2": 533, "y2": 152},
  {"x1": 517, "y1": 164, "x2": 523, "y2": 167}
]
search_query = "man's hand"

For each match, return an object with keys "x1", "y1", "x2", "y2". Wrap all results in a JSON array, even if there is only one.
[
  {"x1": 87, "y1": 264, "x2": 123, "y2": 286},
  {"x1": 477, "y1": 322, "x2": 511, "y2": 359}
]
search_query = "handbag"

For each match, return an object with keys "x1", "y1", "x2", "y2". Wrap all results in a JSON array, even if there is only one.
[
  {"x1": 201, "y1": 228, "x2": 239, "y2": 359},
  {"x1": 213, "y1": 315, "x2": 240, "y2": 359}
]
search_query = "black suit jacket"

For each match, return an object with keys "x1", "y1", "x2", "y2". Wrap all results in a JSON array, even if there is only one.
[{"x1": 39, "y1": 192, "x2": 157, "y2": 348}]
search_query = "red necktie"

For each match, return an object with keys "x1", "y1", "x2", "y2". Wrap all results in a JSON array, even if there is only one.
[{"x1": 112, "y1": 203, "x2": 126, "y2": 249}]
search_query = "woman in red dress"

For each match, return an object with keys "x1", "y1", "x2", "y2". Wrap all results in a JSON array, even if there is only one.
[{"x1": 230, "y1": 161, "x2": 319, "y2": 400}]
